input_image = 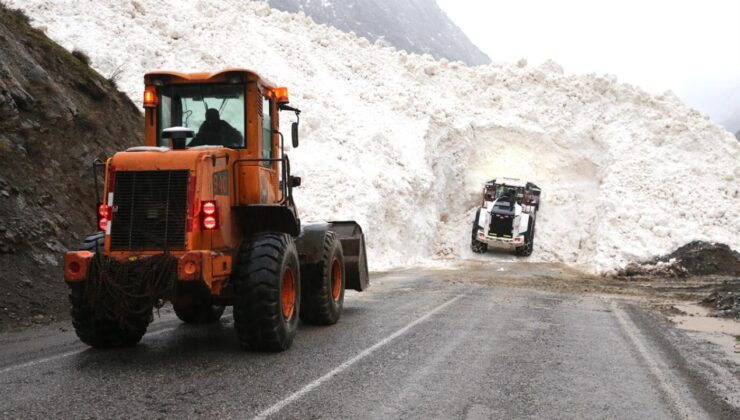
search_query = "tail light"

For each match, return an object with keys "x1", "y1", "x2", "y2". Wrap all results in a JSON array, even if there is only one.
[
  {"x1": 98, "y1": 203, "x2": 111, "y2": 231},
  {"x1": 200, "y1": 200, "x2": 219, "y2": 230}
]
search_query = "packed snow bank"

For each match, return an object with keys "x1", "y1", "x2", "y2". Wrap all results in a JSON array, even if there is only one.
[{"x1": 10, "y1": 0, "x2": 739, "y2": 273}]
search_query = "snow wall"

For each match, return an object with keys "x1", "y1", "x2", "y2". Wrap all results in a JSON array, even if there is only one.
[{"x1": 9, "y1": 0, "x2": 739, "y2": 273}]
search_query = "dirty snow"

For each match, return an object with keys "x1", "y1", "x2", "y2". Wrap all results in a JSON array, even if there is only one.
[{"x1": 9, "y1": 0, "x2": 739, "y2": 273}]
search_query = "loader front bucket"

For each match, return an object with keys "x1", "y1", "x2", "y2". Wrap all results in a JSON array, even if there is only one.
[{"x1": 329, "y1": 221, "x2": 369, "y2": 291}]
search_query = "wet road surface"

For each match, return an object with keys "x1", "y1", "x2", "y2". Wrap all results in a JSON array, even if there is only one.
[{"x1": 0, "y1": 267, "x2": 738, "y2": 419}]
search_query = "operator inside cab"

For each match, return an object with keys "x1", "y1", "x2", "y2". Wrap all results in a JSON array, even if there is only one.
[
  {"x1": 494, "y1": 188, "x2": 518, "y2": 209},
  {"x1": 188, "y1": 108, "x2": 243, "y2": 148},
  {"x1": 157, "y1": 84, "x2": 246, "y2": 149}
]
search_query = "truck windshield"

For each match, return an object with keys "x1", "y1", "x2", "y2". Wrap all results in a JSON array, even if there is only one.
[{"x1": 157, "y1": 84, "x2": 246, "y2": 148}]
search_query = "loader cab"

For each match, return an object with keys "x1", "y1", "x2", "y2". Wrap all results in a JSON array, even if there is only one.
[
  {"x1": 142, "y1": 69, "x2": 296, "y2": 158},
  {"x1": 139, "y1": 69, "x2": 300, "y2": 210}
]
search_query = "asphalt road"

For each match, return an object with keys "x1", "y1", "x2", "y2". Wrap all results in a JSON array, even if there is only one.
[{"x1": 0, "y1": 267, "x2": 738, "y2": 419}]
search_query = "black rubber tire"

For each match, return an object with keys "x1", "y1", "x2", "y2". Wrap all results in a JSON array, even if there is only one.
[
  {"x1": 471, "y1": 211, "x2": 488, "y2": 254},
  {"x1": 173, "y1": 286, "x2": 225, "y2": 324},
  {"x1": 471, "y1": 238, "x2": 488, "y2": 254},
  {"x1": 69, "y1": 232, "x2": 151, "y2": 348},
  {"x1": 80, "y1": 231, "x2": 105, "y2": 253},
  {"x1": 300, "y1": 231, "x2": 345, "y2": 325},
  {"x1": 70, "y1": 286, "x2": 150, "y2": 348},
  {"x1": 515, "y1": 219, "x2": 535, "y2": 257},
  {"x1": 232, "y1": 232, "x2": 301, "y2": 352}
]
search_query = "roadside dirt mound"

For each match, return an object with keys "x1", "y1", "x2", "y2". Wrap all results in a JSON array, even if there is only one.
[
  {"x1": 0, "y1": 5, "x2": 141, "y2": 331},
  {"x1": 659, "y1": 242, "x2": 740, "y2": 276},
  {"x1": 702, "y1": 280, "x2": 740, "y2": 319},
  {"x1": 618, "y1": 241, "x2": 740, "y2": 278}
]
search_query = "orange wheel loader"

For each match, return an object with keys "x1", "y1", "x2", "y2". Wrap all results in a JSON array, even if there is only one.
[{"x1": 62, "y1": 69, "x2": 369, "y2": 351}]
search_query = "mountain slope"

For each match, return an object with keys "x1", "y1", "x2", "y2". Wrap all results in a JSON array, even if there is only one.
[
  {"x1": 267, "y1": 0, "x2": 490, "y2": 66},
  {"x1": 0, "y1": 5, "x2": 141, "y2": 330}
]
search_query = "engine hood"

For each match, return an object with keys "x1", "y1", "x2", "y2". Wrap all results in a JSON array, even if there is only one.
[{"x1": 110, "y1": 147, "x2": 232, "y2": 172}]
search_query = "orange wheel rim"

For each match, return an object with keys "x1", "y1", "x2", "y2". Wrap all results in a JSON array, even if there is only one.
[
  {"x1": 281, "y1": 267, "x2": 296, "y2": 320},
  {"x1": 331, "y1": 258, "x2": 342, "y2": 302}
]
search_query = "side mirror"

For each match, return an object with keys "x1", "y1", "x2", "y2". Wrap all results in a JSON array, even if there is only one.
[
  {"x1": 291, "y1": 122, "x2": 299, "y2": 148},
  {"x1": 289, "y1": 175, "x2": 302, "y2": 188}
]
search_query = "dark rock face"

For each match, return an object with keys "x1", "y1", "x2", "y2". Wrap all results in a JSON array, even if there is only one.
[
  {"x1": 618, "y1": 241, "x2": 740, "y2": 278},
  {"x1": 267, "y1": 0, "x2": 490, "y2": 66},
  {"x1": 735, "y1": 129, "x2": 739, "y2": 141},
  {"x1": 658, "y1": 241, "x2": 740, "y2": 276},
  {"x1": 0, "y1": 5, "x2": 142, "y2": 331},
  {"x1": 702, "y1": 283, "x2": 739, "y2": 319}
]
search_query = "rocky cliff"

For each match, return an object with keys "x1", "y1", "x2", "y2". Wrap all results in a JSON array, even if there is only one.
[{"x1": 0, "y1": 5, "x2": 142, "y2": 330}]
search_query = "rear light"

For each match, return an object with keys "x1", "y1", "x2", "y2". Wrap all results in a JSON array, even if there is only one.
[
  {"x1": 200, "y1": 200, "x2": 219, "y2": 230},
  {"x1": 202, "y1": 201, "x2": 216, "y2": 215},
  {"x1": 98, "y1": 203, "x2": 111, "y2": 231}
]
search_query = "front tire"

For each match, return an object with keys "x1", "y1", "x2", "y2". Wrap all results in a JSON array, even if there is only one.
[
  {"x1": 232, "y1": 233, "x2": 301, "y2": 352},
  {"x1": 515, "y1": 219, "x2": 535, "y2": 257},
  {"x1": 300, "y1": 231, "x2": 345, "y2": 325}
]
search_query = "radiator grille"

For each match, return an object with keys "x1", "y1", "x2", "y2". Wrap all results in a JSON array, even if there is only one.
[
  {"x1": 489, "y1": 213, "x2": 514, "y2": 237},
  {"x1": 110, "y1": 170, "x2": 189, "y2": 251}
]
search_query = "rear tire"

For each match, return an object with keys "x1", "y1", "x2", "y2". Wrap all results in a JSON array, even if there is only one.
[
  {"x1": 80, "y1": 231, "x2": 105, "y2": 253},
  {"x1": 69, "y1": 232, "x2": 151, "y2": 348},
  {"x1": 471, "y1": 213, "x2": 488, "y2": 254},
  {"x1": 232, "y1": 232, "x2": 301, "y2": 352},
  {"x1": 300, "y1": 231, "x2": 345, "y2": 325},
  {"x1": 70, "y1": 286, "x2": 151, "y2": 348}
]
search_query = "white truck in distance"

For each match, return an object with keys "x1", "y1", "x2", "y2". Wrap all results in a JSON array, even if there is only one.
[{"x1": 471, "y1": 178, "x2": 541, "y2": 257}]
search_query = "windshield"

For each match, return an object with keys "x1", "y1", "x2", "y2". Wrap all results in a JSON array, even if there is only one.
[
  {"x1": 157, "y1": 84, "x2": 246, "y2": 148},
  {"x1": 493, "y1": 185, "x2": 515, "y2": 199}
]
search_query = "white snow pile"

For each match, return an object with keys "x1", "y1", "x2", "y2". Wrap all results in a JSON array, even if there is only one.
[{"x1": 9, "y1": 0, "x2": 739, "y2": 273}]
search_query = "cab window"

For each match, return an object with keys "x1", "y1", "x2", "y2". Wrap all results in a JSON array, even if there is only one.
[
  {"x1": 261, "y1": 96, "x2": 274, "y2": 162},
  {"x1": 158, "y1": 84, "x2": 246, "y2": 148}
]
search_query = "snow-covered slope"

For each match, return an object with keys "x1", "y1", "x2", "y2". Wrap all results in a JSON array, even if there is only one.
[
  {"x1": 10, "y1": 0, "x2": 739, "y2": 273},
  {"x1": 266, "y1": 0, "x2": 490, "y2": 66}
]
